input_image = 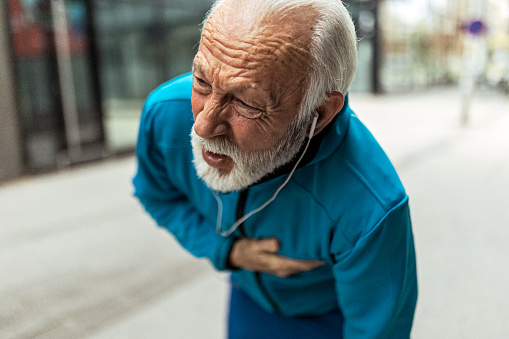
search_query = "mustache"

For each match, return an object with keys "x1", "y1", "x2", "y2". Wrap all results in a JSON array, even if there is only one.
[
  {"x1": 191, "y1": 114, "x2": 309, "y2": 161},
  {"x1": 191, "y1": 130, "x2": 238, "y2": 156}
]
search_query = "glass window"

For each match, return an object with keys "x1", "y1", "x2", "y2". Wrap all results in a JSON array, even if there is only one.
[
  {"x1": 6, "y1": 0, "x2": 104, "y2": 171},
  {"x1": 92, "y1": 0, "x2": 214, "y2": 152}
]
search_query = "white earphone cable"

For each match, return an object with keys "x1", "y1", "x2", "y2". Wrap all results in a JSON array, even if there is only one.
[{"x1": 214, "y1": 113, "x2": 319, "y2": 237}]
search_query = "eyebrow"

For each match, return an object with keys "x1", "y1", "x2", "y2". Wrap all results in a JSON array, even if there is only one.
[
  {"x1": 192, "y1": 60, "x2": 206, "y2": 77},
  {"x1": 192, "y1": 59, "x2": 278, "y2": 108}
]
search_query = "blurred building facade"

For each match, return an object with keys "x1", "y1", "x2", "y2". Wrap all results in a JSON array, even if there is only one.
[
  {"x1": 0, "y1": 0, "x2": 212, "y2": 180},
  {"x1": 0, "y1": 0, "x2": 508, "y2": 181},
  {"x1": 379, "y1": 0, "x2": 509, "y2": 92}
]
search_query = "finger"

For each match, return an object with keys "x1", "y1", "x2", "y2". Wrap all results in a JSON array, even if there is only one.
[
  {"x1": 268, "y1": 257, "x2": 326, "y2": 277},
  {"x1": 282, "y1": 259, "x2": 325, "y2": 272},
  {"x1": 256, "y1": 238, "x2": 280, "y2": 253}
]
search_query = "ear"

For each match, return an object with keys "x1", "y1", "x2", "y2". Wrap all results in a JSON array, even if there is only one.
[{"x1": 312, "y1": 91, "x2": 344, "y2": 136}]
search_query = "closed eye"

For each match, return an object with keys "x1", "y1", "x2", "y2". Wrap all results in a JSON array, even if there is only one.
[
  {"x1": 238, "y1": 99, "x2": 258, "y2": 110},
  {"x1": 196, "y1": 77, "x2": 207, "y2": 85},
  {"x1": 234, "y1": 98, "x2": 264, "y2": 119},
  {"x1": 194, "y1": 76, "x2": 209, "y2": 86},
  {"x1": 193, "y1": 75, "x2": 211, "y2": 94}
]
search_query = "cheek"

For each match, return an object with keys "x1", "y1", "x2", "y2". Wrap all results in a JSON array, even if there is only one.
[{"x1": 230, "y1": 118, "x2": 282, "y2": 153}]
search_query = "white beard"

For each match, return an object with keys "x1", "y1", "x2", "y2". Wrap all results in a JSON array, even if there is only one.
[{"x1": 191, "y1": 116, "x2": 309, "y2": 193}]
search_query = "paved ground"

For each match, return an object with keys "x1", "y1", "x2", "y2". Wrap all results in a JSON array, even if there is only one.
[{"x1": 1, "y1": 89, "x2": 508, "y2": 338}]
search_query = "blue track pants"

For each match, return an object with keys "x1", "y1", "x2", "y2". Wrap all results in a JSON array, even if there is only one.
[{"x1": 228, "y1": 284, "x2": 344, "y2": 339}]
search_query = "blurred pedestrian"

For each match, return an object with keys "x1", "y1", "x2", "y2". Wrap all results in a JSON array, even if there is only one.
[{"x1": 133, "y1": 0, "x2": 417, "y2": 337}]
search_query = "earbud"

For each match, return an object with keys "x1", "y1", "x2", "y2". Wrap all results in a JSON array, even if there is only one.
[{"x1": 308, "y1": 111, "x2": 319, "y2": 138}]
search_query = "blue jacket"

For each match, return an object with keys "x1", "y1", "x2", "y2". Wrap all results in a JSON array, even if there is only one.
[{"x1": 133, "y1": 73, "x2": 418, "y2": 338}]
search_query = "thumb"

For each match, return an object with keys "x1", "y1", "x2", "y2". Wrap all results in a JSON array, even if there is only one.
[{"x1": 257, "y1": 238, "x2": 280, "y2": 253}]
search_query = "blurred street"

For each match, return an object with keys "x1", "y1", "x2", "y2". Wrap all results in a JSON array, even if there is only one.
[{"x1": 1, "y1": 89, "x2": 509, "y2": 339}]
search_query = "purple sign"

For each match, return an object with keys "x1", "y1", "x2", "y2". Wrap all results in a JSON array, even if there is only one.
[{"x1": 464, "y1": 19, "x2": 487, "y2": 36}]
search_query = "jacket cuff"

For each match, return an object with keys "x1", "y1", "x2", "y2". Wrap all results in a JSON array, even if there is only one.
[
  {"x1": 225, "y1": 239, "x2": 240, "y2": 270},
  {"x1": 213, "y1": 236, "x2": 238, "y2": 271}
]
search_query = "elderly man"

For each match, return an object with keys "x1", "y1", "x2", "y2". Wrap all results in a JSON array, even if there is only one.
[{"x1": 133, "y1": 0, "x2": 418, "y2": 338}]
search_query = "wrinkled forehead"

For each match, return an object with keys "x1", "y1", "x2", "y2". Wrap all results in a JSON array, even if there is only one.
[{"x1": 201, "y1": 3, "x2": 314, "y2": 79}]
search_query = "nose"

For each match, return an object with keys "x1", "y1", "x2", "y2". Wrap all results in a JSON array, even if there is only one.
[{"x1": 193, "y1": 95, "x2": 229, "y2": 139}]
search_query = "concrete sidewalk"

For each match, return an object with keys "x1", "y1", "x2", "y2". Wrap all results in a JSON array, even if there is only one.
[{"x1": 1, "y1": 89, "x2": 508, "y2": 338}]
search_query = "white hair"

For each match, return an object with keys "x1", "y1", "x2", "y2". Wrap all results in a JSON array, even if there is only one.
[{"x1": 202, "y1": 0, "x2": 358, "y2": 121}]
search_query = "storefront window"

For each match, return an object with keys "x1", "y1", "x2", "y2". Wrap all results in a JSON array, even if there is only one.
[
  {"x1": 92, "y1": 0, "x2": 213, "y2": 152},
  {"x1": 6, "y1": 0, "x2": 103, "y2": 171}
]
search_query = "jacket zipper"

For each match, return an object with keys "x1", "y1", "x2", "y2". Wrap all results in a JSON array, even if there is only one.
[
  {"x1": 235, "y1": 189, "x2": 249, "y2": 238},
  {"x1": 236, "y1": 189, "x2": 282, "y2": 315}
]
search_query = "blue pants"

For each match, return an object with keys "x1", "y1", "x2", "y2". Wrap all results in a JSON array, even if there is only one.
[{"x1": 228, "y1": 285, "x2": 344, "y2": 339}]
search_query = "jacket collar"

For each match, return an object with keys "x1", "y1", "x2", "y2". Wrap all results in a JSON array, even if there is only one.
[{"x1": 307, "y1": 93, "x2": 351, "y2": 166}]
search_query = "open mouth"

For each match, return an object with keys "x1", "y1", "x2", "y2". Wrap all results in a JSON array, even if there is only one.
[{"x1": 202, "y1": 148, "x2": 233, "y2": 171}]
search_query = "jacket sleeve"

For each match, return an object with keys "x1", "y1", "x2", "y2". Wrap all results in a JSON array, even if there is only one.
[
  {"x1": 132, "y1": 102, "x2": 235, "y2": 271},
  {"x1": 331, "y1": 197, "x2": 418, "y2": 338}
]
